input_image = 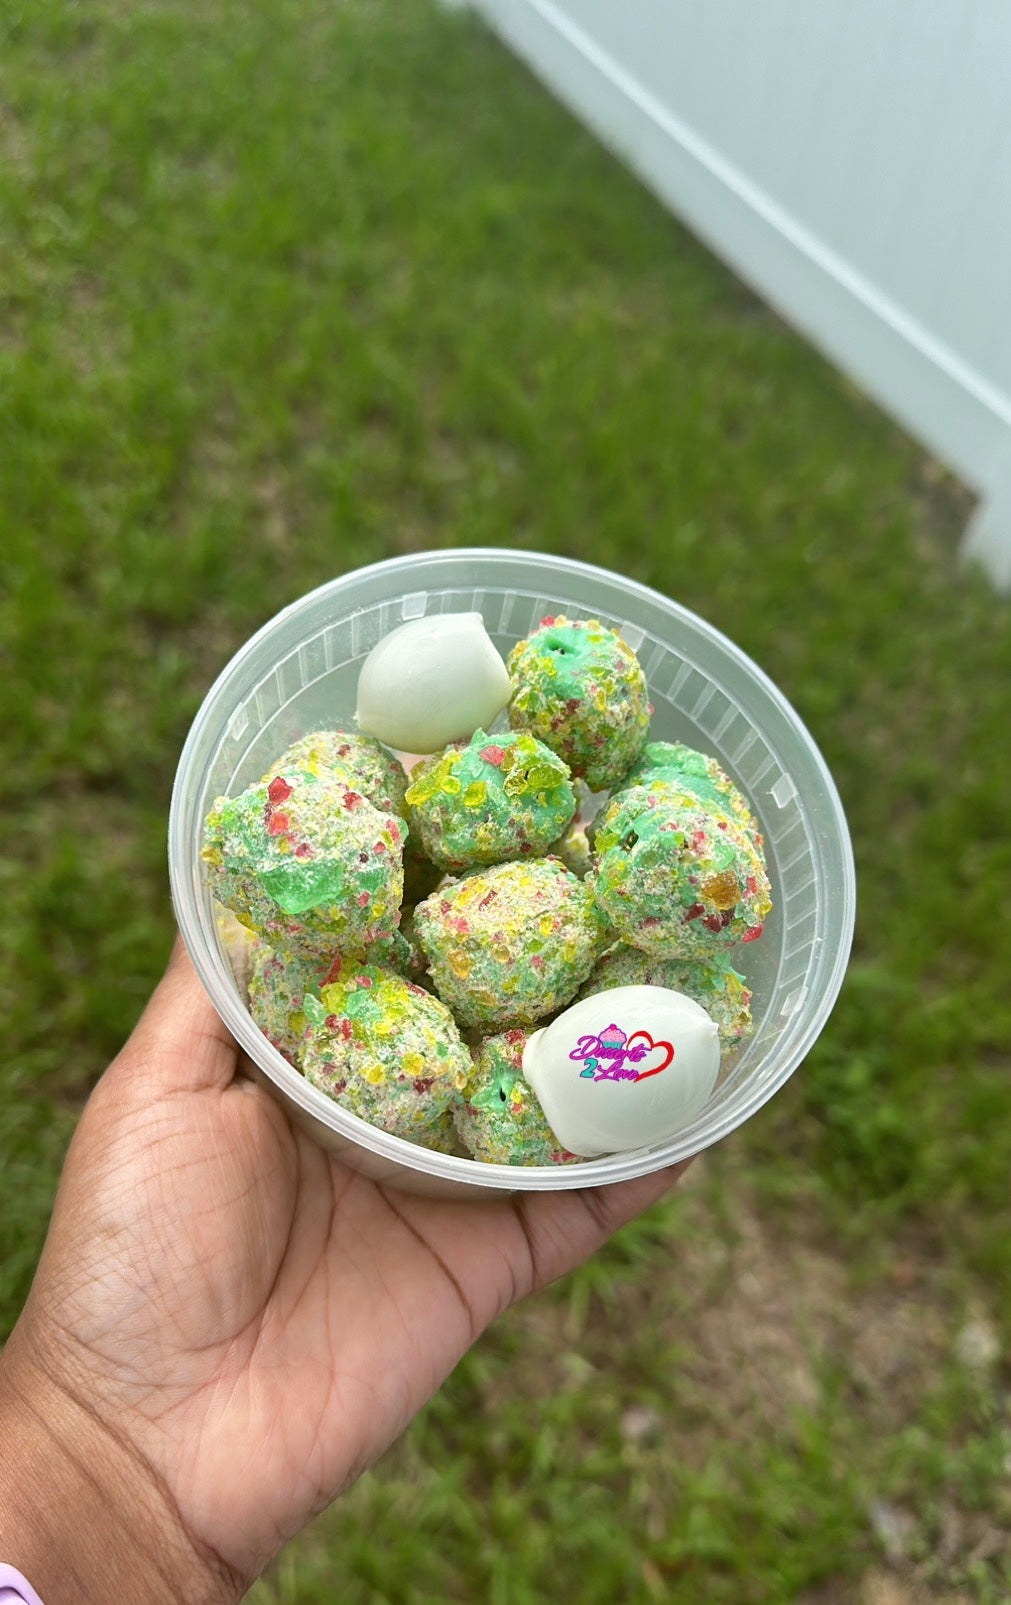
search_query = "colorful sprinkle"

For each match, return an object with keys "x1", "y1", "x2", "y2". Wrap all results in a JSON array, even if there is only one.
[
  {"x1": 202, "y1": 767, "x2": 405, "y2": 960},
  {"x1": 413, "y1": 857, "x2": 606, "y2": 1030},
  {"x1": 507, "y1": 617, "x2": 650, "y2": 792},
  {"x1": 592, "y1": 779, "x2": 771, "y2": 960},
  {"x1": 302, "y1": 966, "x2": 471, "y2": 1142},
  {"x1": 405, "y1": 728, "x2": 576, "y2": 872},
  {"x1": 455, "y1": 1030, "x2": 583, "y2": 1166},
  {"x1": 578, "y1": 945, "x2": 752, "y2": 1052}
]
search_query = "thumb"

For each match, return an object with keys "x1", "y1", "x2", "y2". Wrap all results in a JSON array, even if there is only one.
[
  {"x1": 105, "y1": 936, "x2": 240, "y2": 1098},
  {"x1": 513, "y1": 1159, "x2": 691, "y2": 1292}
]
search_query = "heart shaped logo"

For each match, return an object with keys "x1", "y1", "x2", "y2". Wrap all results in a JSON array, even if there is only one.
[{"x1": 626, "y1": 1030, "x2": 675, "y2": 1081}]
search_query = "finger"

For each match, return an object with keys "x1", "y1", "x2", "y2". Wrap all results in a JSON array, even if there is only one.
[
  {"x1": 512, "y1": 1158, "x2": 691, "y2": 1292},
  {"x1": 108, "y1": 935, "x2": 240, "y2": 1096}
]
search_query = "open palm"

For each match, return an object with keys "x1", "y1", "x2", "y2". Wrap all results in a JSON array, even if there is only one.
[{"x1": 11, "y1": 944, "x2": 682, "y2": 1595}]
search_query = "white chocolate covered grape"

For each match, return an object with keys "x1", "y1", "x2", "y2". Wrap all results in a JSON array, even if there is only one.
[
  {"x1": 356, "y1": 613, "x2": 511, "y2": 752},
  {"x1": 522, "y1": 984, "x2": 720, "y2": 1157}
]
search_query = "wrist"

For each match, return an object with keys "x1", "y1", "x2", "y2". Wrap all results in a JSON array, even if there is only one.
[{"x1": 0, "y1": 1328, "x2": 242, "y2": 1605}]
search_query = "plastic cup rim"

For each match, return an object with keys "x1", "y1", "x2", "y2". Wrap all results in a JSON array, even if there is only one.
[{"x1": 169, "y1": 547, "x2": 856, "y2": 1191}]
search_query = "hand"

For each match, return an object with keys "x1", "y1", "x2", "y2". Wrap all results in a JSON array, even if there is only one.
[{"x1": 0, "y1": 941, "x2": 684, "y2": 1603}]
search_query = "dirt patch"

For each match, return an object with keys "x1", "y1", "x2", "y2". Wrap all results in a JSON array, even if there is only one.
[
  {"x1": 487, "y1": 1146, "x2": 1006, "y2": 1598},
  {"x1": 908, "y1": 456, "x2": 976, "y2": 567},
  {"x1": 606, "y1": 1152, "x2": 956, "y2": 1438}
]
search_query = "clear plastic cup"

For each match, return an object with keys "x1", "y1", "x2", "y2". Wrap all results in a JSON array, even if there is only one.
[{"x1": 169, "y1": 549, "x2": 855, "y2": 1199}]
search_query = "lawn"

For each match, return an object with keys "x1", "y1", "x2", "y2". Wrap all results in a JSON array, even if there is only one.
[{"x1": 1, "y1": 1, "x2": 1009, "y2": 1600}]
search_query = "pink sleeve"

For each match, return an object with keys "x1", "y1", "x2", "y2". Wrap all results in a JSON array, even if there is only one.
[{"x1": 0, "y1": 1566, "x2": 46, "y2": 1605}]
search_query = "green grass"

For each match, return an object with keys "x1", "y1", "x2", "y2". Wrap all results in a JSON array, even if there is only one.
[{"x1": 2, "y1": 1, "x2": 1009, "y2": 1599}]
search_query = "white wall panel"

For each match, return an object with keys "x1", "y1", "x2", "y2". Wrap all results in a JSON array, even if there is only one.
[{"x1": 459, "y1": 0, "x2": 1011, "y2": 584}]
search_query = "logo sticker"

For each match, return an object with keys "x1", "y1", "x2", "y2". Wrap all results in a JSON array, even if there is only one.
[{"x1": 568, "y1": 1023, "x2": 675, "y2": 1083}]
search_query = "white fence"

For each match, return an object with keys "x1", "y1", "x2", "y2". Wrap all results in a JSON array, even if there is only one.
[{"x1": 455, "y1": 0, "x2": 1011, "y2": 586}]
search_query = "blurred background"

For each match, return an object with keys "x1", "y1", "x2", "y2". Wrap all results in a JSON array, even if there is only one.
[{"x1": 1, "y1": 2, "x2": 1008, "y2": 1600}]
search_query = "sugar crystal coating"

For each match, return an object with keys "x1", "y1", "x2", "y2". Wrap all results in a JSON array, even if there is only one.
[
  {"x1": 202, "y1": 767, "x2": 404, "y2": 959},
  {"x1": 405, "y1": 728, "x2": 576, "y2": 871},
  {"x1": 578, "y1": 944, "x2": 752, "y2": 1050},
  {"x1": 592, "y1": 779, "x2": 771, "y2": 959},
  {"x1": 269, "y1": 729, "x2": 445, "y2": 923},
  {"x1": 268, "y1": 729, "x2": 408, "y2": 820},
  {"x1": 454, "y1": 1029, "x2": 581, "y2": 1165},
  {"x1": 413, "y1": 857, "x2": 606, "y2": 1030},
  {"x1": 301, "y1": 966, "x2": 471, "y2": 1141},
  {"x1": 249, "y1": 928, "x2": 420, "y2": 1064},
  {"x1": 617, "y1": 740, "x2": 763, "y2": 851},
  {"x1": 249, "y1": 941, "x2": 327, "y2": 1063},
  {"x1": 507, "y1": 616, "x2": 650, "y2": 792}
]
